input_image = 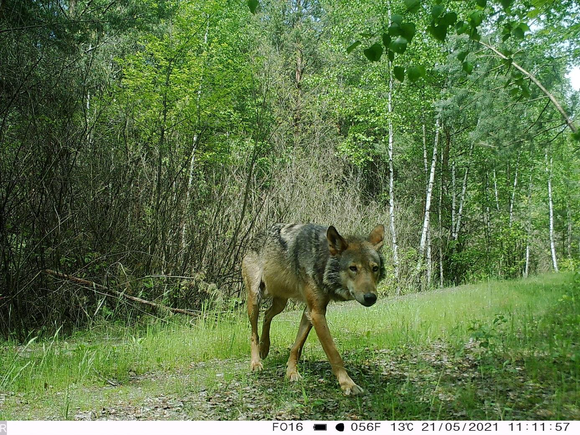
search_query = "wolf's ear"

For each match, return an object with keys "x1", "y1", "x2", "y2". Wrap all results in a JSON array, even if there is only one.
[
  {"x1": 368, "y1": 224, "x2": 384, "y2": 250},
  {"x1": 327, "y1": 226, "x2": 348, "y2": 256}
]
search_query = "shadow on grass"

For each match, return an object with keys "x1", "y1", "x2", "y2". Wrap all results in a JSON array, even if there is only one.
[{"x1": 215, "y1": 344, "x2": 579, "y2": 421}]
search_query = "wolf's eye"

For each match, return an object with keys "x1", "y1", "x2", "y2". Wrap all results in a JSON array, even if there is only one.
[
  {"x1": 372, "y1": 265, "x2": 379, "y2": 273},
  {"x1": 349, "y1": 265, "x2": 358, "y2": 272}
]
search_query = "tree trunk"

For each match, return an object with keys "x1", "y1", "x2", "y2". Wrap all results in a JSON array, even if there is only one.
[
  {"x1": 452, "y1": 143, "x2": 474, "y2": 241},
  {"x1": 493, "y1": 169, "x2": 500, "y2": 212},
  {"x1": 293, "y1": 0, "x2": 304, "y2": 144},
  {"x1": 509, "y1": 153, "x2": 520, "y2": 227},
  {"x1": 566, "y1": 202, "x2": 572, "y2": 258},
  {"x1": 451, "y1": 162, "x2": 456, "y2": 235},
  {"x1": 438, "y1": 159, "x2": 444, "y2": 287},
  {"x1": 546, "y1": 149, "x2": 558, "y2": 272},
  {"x1": 387, "y1": 59, "x2": 400, "y2": 285},
  {"x1": 524, "y1": 172, "x2": 533, "y2": 278},
  {"x1": 422, "y1": 121, "x2": 431, "y2": 287},
  {"x1": 417, "y1": 117, "x2": 440, "y2": 275},
  {"x1": 181, "y1": 19, "x2": 209, "y2": 256}
]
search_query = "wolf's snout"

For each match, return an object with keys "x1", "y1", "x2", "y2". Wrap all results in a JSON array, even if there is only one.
[{"x1": 363, "y1": 293, "x2": 377, "y2": 306}]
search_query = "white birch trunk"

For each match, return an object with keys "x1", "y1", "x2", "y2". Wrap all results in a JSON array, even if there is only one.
[
  {"x1": 422, "y1": 122, "x2": 431, "y2": 286},
  {"x1": 426, "y1": 225, "x2": 432, "y2": 287},
  {"x1": 524, "y1": 172, "x2": 533, "y2": 278},
  {"x1": 181, "y1": 20, "x2": 209, "y2": 254},
  {"x1": 387, "y1": 60, "x2": 400, "y2": 284},
  {"x1": 546, "y1": 150, "x2": 558, "y2": 272},
  {"x1": 439, "y1": 165, "x2": 444, "y2": 287},
  {"x1": 493, "y1": 169, "x2": 500, "y2": 212},
  {"x1": 422, "y1": 123, "x2": 429, "y2": 182},
  {"x1": 566, "y1": 203, "x2": 572, "y2": 258},
  {"x1": 509, "y1": 155, "x2": 520, "y2": 227},
  {"x1": 451, "y1": 162, "x2": 456, "y2": 235},
  {"x1": 417, "y1": 117, "x2": 440, "y2": 274},
  {"x1": 452, "y1": 143, "x2": 473, "y2": 241}
]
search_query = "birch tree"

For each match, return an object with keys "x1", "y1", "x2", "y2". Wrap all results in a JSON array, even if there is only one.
[
  {"x1": 546, "y1": 148, "x2": 559, "y2": 272},
  {"x1": 416, "y1": 117, "x2": 440, "y2": 276},
  {"x1": 182, "y1": 18, "x2": 210, "y2": 255},
  {"x1": 452, "y1": 143, "x2": 474, "y2": 241},
  {"x1": 387, "y1": 60, "x2": 400, "y2": 284}
]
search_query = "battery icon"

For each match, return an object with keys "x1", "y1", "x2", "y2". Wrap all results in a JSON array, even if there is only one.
[{"x1": 313, "y1": 424, "x2": 327, "y2": 431}]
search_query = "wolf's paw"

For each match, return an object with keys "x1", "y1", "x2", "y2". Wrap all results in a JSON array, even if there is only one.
[
  {"x1": 342, "y1": 382, "x2": 364, "y2": 396},
  {"x1": 286, "y1": 369, "x2": 302, "y2": 382},
  {"x1": 250, "y1": 360, "x2": 263, "y2": 372},
  {"x1": 259, "y1": 340, "x2": 270, "y2": 359}
]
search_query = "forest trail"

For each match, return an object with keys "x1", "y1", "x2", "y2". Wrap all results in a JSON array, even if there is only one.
[
  {"x1": 2, "y1": 274, "x2": 578, "y2": 421},
  {"x1": 6, "y1": 336, "x2": 578, "y2": 421}
]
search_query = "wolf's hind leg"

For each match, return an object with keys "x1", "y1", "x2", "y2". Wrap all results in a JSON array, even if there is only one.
[
  {"x1": 260, "y1": 297, "x2": 287, "y2": 359},
  {"x1": 243, "y1": 255, "x2": 263, "y2": 371},
  {"x1": 286, "y1": 308, "x2": 312, "y2": 381}
]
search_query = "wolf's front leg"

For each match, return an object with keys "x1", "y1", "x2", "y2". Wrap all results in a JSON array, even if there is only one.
[{"x1": 308, "y1": 305, "x2": 364, "y2": 395}]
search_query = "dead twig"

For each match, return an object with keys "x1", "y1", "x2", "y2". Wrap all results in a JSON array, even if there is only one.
[{"x1": 43, "y1": 269, "x2": 200, "y2": 318}]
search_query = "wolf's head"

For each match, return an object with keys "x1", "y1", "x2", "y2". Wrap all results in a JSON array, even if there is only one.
[{"x1": 326, "y1": 225, "x2": 385, "y2": 307}]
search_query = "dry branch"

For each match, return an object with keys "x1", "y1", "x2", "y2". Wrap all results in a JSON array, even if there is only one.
[{"x1": 44, "y1": 269, "x2": 199, "y2": 317}]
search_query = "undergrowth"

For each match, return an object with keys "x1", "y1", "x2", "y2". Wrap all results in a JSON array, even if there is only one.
[{"x1": 0, "y1": 272, "x2": 578, "y2": 420}]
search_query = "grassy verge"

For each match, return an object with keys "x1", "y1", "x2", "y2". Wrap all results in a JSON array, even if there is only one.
[{"x1": 0, "y1": 273, "x2": 578, "y2": 420}]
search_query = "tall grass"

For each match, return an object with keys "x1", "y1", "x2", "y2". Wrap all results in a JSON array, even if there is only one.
[{"x1": 0, "y1": 273, "x2": 575, "y2": 398}]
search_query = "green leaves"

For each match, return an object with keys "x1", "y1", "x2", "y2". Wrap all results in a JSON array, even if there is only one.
[
  {"x1": 509, "y1": 71, "x2": 531, "y2": 98},
  {"x1": 391, "y1": 14, "x2": 403, "y2": 25},
  {"x1": 408, "y1": 65, "x2": 426, "y2": 82},
  {"x1": 400, "y1": 22, "x2": 416, "y2": 42},
  {"x1": 364, "y1": 43, "x2": 383, "y2": 62},
  {"x1": 356, "y1": 16, "x2": 415, "y2": 63},
  {"x1": 476, "y1": 0, "x2": 487, "y2": 7},
  {"x1": 513, "y1": 23, "x2": 529, "y2": 39},
  {"x1": 431, "y1": 5, "x2": 445, "y2": 20},
  {"x1": 457, "y1": 51, "x2": 469, "y2": 62},
  {"x1": 382, "y1": 33, "x2": 391, "y2": 49},
  {"x1": 440, "y1": 12, "x2": 457, "y2": 27},
  {"x1": 404, "y1": 0, "x2": 421, "y2": 13},
  {"x1": 389, "y1": 36, "x2": 408, "y2": 54},
  {"x1": 347, "y1": 41, "x2": 361, "y2": 54},
  {"x1": 502, "y1": 22, "x2": 530, "y2": 42},
  {"x1": 247, "y1": 0, "x2": 259, "y2": 14},
  {"x1": 392, "y1": 65, "x2": 425, "y2": 83},
  {"x1": 456, "y1": 21, "x2": 469, "y2": 35},
  {"x1": 388, "y1": 20, "x2": 415, "y2": 42},
  {"x1": 462, "y1": 61, "x2": 474, "y2": 74},
  {"x1": 394, "y1": 66, "x2": 405, "y2": 82},
  {"x1": 469, "y1": 10, "x2": 484, "y2": 27},
  {"x1": 512, "y1": 26, "x2": 525, "y2": 39},
  {"x1": 428, "y1": 24, "x2": 447, "y2": 41},
  {"x1": 428, "y1": 5, "x2": 458, "y2": 42},
  {"x1": 500, "y1": 0, "x2": 514, "y2": 10}
]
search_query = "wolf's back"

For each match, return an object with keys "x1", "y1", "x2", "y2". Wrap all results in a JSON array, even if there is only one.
[{"x1": 250, "y1": 223, "x2": 330, "y2": 279}]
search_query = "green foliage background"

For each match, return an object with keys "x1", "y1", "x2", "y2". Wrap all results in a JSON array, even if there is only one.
[{"x1": 0, "y1": 0, "x2": 579, "y2": 339}]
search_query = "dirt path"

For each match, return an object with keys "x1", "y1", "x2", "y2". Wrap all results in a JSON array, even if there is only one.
[
  {"x1": 4, "y1": 339, "x2": 578, "y2": 421},
  {"x1": 56, "y1": 344, "x2": 579, "y2": 421}
]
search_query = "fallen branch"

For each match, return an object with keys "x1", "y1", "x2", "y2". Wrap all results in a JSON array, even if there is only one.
[{"x1": 44, "y1": 269, "x2": 199, "y2": 318}]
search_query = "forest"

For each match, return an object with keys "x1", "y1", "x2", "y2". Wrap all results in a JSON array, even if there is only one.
[
  {"x1": 0, "y1": 0, "x2": 579, "y2": 338},
  {"x1": 1, "y1": 0, "x2": 580, "y2": 421}
]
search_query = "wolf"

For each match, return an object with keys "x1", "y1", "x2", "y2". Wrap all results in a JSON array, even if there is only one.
[{"x1": 242, "y1": 223, "x2": 385, "y2": 395}]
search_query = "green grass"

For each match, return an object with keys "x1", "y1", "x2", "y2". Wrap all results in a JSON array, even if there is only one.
[{"x1": 1, "y1": 273, "x2": 578, "y2": 420}]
